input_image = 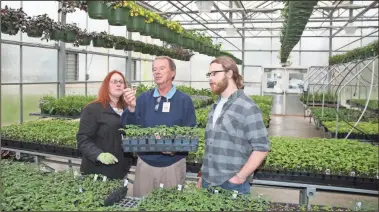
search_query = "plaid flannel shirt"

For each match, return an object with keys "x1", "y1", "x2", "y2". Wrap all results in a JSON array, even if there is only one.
[{"x1": 201, "y1": 89, "x2": 270, "y2": 186}]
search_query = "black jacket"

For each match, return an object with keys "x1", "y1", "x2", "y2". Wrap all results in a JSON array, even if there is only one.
[{"x1": 77, "y1": 102, "x2": 131, "y2": 179}]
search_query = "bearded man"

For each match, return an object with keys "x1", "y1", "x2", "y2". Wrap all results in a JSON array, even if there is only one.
[{"x1": 196, "y1": 56, "x2": 271, "y2": 194}]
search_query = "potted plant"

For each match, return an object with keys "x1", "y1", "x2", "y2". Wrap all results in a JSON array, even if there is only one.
[
  {"x1": 132, "y1": 40, "x2": 144, "y2": 52},
  {"x1": 23, "y1": 14, "x2": 53, "y2": 38},
  {"x1": 73, "y1": 29, "x2": 93, "y2": 46},
  {"x1": 46, "y1": 22, "x2": 65, "y2": 41},
  {"x1": 107, "y1": 1, "x2": 130, "y2": 26},
  {"x1": 92, "y1": 31, "x2": 108, "y2": 47},
  {"x1": 63, "y1": 23, "x2": 80, "y2": 43},
  {"x1": 86, "y1": 0, "x2": 109, "y2": 20},
  {"x1": 141, "y1": 10, "x2": 155, "y2": 36},
  {"x1": 141, "y1": 43, "x2": 153, "y2": 55},
  {"x1": 127, "y1": 1, "x2": 146, "y2": 33},
  {"x1": 113, "y1": 36, "x2": 127, "y2": 50},
  {"x1": 0, "y1": 6, "x2": 27, "y2": 35},
  {"x1": 166, "y1": 20, "x2": 184, "y2": 44}
]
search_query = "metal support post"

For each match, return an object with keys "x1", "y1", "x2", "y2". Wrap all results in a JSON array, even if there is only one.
[
  {"x1": 0, "y1": 0, "x2": 2, "y2": 137},
  {"x1": 58, "y1": 2, "x2": 67, "y2": 97},
  {"x1": 126, "y1": 31, "x2": 132, "y2": 82},
  {"x1": 299, "y1": 187, "x2": 316, "y2": 210}
]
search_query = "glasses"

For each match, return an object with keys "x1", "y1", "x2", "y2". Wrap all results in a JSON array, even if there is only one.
[
  {"x1": 110, "y1": 79, "x2": 125, "y2": 85},
  {"x1": 206, "y1": 70, "x2": 227, "y2": 78},
  {"x1": 154, "y1": 96, "x2": 161, "y2": 111}
]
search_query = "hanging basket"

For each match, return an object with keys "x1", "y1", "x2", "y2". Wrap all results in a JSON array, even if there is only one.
[
  {"x1": 87, "y1": 1, "x2": 109, "y2": 20},
  {"x1": 78, "y1": 36, "x2": 92, "y2": 46},
  {"x1": 1, "y1": 23, "x2": 19, "y2": 35},
  {"x1": 50, "y1": 30, "x2": 65, "y2": 41},
  {"x1": 93, "y1": 38, "x2": 105, "y2": 47},
  {"x1": 143, "y1": 22, "x2": 156, "y2": 37},
  {"x1": 64, "y1": 30, "x2": 77, "y2": 43},
  {"x1": 26, "y1": 29, "x2": 44, "y2": 38},
  {"x1": 114, "y1": 43, "x2": 125, "y2": 50},
  {"x1": 133, "y1": 15, "x2": 146, "y2": 34},
  {"x1": 108, "y1": 7, "x2": 129, "y2": 26}
]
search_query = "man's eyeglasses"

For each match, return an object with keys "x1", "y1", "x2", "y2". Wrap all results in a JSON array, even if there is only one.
[
  {"x1": 206, "y1": 70, "x2": 227, "y2": 78},
  {"x1": 110, "y1": 79, "x2": 125, "y2": 85},
  {"x1": 154, "y1": 96, "x2": 161, "y2": 111}
]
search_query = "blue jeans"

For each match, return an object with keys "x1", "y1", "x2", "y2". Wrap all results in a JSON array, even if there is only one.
[{"x1": 202, "y1": 178, "x2": 251, "y2": 194}]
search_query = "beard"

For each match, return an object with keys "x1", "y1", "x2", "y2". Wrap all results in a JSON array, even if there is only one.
[{"x1": 210, "y1": 76, "x2": 228, "y2": 95}]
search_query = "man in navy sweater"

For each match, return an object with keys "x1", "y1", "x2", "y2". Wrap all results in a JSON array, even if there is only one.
[{"x1": 121, "y1": 56, "x2": 196, "y2": 197}]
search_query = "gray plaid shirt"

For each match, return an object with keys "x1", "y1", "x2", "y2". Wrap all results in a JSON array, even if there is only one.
[{"x1": 201, "y1": 89, "x2": 271, "y2": 186}]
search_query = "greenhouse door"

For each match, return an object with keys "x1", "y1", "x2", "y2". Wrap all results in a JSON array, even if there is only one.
[{"x1": 262, "y1": 67, "x2": 307, "y2": 116}]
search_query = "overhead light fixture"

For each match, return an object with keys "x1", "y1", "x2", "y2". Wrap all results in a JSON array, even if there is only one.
[
  {"x1": 225, "y1": 24, "x2": 237, "y2": 36},
  {"x1": 344, "y1": 22, "x2": 357, "y2": 35},
  {"x1": 195, "y1": 1, "x2": 213, "y2": 13}
]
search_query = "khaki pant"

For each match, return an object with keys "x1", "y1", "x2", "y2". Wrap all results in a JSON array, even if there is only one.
[{"x1": 133, "y1": 157, "x2": 186, "y2": 197}]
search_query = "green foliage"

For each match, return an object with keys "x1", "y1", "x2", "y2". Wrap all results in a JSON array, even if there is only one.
[
  {"x1": 1, "y1": 119, "x2": 79, "y2": 148},
  {"x1": 0, "y1": 160, "x2": 126, "y2": 211},
  {"x1": 310, "y1": 107, "x2": 378, "y2": 123},
  {"x1": 323, "y1": 121, "x2": 379, "y2": 135},
  {"x1": 133, "y1": 184, "x2": 269, "y2": 211},
  {"x1": 329, "y1": 40, "x2": 378, "y2": 65},
  {"x1": 348, "y1": 99, "x2": 378, "y2": 111},
  {"x1": 121, "y1": 125, "x2": 199, "y2": 139},
  {"x1": 39, "y1": 94, "x2": 97, "y2": 117}
]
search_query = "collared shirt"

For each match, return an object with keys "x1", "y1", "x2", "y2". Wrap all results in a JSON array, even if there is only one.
[
  {"x1": 201, "y1": 89, "x2": 271, "y2": 186},
  {"x1": 153, "y1": 85, "x2": 177, "y2": 99}
]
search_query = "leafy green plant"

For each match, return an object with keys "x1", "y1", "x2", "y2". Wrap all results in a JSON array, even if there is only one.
[
  {"x1": 323, "y1": 121, "x2": 378, "y2": 135},
  {"x1": 39, "y1": 95, "x2": 97, "y2": 117},
  {"x1": 329, "y1": 40, "x2": 378, "y2": 65},
  {"x1": 0, "y1": 6, "x2": 27, "y2": 35}
]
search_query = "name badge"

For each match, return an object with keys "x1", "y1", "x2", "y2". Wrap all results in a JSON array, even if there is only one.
[{"x1": 162, "y1": 102, "x2": 170, "y2": 112}]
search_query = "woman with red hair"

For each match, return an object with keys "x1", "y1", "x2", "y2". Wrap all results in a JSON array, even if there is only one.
[{"x1": 77, "y1": 70, "x2": 131, "y2": 179}]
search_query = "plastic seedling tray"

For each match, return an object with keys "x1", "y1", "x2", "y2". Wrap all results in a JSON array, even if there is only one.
[
  {"x1": 116, "y1": 196, "x2": 143, "y2": 208},
  {"x1": 122, "y1": 138, "x2": 199, "y2": 153}
]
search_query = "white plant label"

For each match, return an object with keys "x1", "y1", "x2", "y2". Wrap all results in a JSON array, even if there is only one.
[
  {"x1": 177, "y1": 184, "x2": 182, "y2": 191},
  {"x1": 124, "y1": 179, "x2": 129, "y2": 187},
  {"x1": 160, "y1": 183, "x2": 164, "y2": 188},
  {"x1": 214, "y1": 190, "x2": 219, "y2": 194},
  {"x1": 93, "y1": 174, "x2": 98, "y2": 181},
  {"x1": 102, "y1": 176, "x2": 107, "y2": 182}
]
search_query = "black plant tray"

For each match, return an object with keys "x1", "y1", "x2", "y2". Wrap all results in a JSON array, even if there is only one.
[
  {"x1": 254, "y1": 169, "x2": 379, "y2": 191},
  {"x1": 29, "y1": 112, "x2": 81, "y2": 119},
  {"x1": 122, "y1": 138, "x2": 199, "y2": 152},
  {"x1": 1, "y1": 138, "x2": 82, "y2": 158},
  {"x1": 115, "y1": 196, "x2": 143, "y2": 208},
  {"x1": 186, "y1": 162, "x2": 202, "y2": 173},
  {"x1": 324, "y1": 127, "x2": 378, "y2": 142},
  {"x1": 104, "y1": 186, "x2": 129, "y2": 206}
]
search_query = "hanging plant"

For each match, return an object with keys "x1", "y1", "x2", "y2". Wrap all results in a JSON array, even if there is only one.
[
  {"x1": 142, "y1": 10, "x2": 157, "y2": 37},
  {"x1": 107, "y1": 1, "x2": 129, "y2": 26},
  {"x1": 63, "y1": 23, "x2": 80, "y2": 43},
  {"x1": 0, "y1": 6, "x2": 27, "y2": 35},
  {"x1": 86, "y1": 0, "x2": 109, "y2": 20},
  {"x1": 132, "y1": 40, "x2": 144, "y2": 52},
  {"x1": 73, "y1": 29, "x2": 93, "y2": 46},
  {"x1": 58, "y1": 0, "x2": 87, "y2": 14},
  {"x1": 128, "y1": 2, "x2": 146, "y2": 33},
  {"x1": 91, "y1": 31, "x2": 114, "y2": 48},
  {"x1": 23, "y1": 14, "x2": 53, "y2": 38},
  {"x1": 44, "y1": 22, "x2": 65, "y2": 41},
  {"x1": 113, "y1": 36, "x2": 128, "y2": 50}
]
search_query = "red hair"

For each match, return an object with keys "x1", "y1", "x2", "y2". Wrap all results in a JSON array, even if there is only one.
[{"x1": 91, "y1": 70, "x2": 128, "y2": 109}]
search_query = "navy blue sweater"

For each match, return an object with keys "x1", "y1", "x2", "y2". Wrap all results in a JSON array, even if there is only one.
[{"x1": 120, "y1": 87, "x2": 197, "y2": 167}]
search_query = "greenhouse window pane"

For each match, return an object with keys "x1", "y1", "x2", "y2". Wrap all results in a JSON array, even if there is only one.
[
  {"x1": 22, "y1": 84, "x2": 58, "y2": 122},
  {"x1": 1, "y1": 85, "x2": 20, "y2": 125},
  {"x1": 87, "y1": 82, "x2": 102, "y2": 95},
  {"x1": 22, "y1": 47, "x2": 58, "y2": 83},
  {"x1": 66, "y1": 83, "x2": 86, "y2": 95},
  {"x1": 1, "y1": 44, "x2": 20, "y2": 83},
  {"x1": 86, "y1": 55, "x2": 108, "y2": 81}
]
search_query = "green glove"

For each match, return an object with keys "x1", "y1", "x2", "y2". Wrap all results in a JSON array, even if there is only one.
[{"x1": 97, "y1": 153, "x2": 118, "y2": 165}]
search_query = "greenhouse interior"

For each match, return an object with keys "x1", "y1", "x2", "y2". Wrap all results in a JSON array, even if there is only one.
[{"x1": 0, "y1": 0, "x2": 378, "y2": 211}]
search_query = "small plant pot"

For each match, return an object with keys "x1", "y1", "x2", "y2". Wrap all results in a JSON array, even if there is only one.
[
  {"x1": 64, "y1": 30, "x2": 77, "y2": 43},
  {"x1": 78, "y1": 36, "x2": 92, "y2": 46},
  {"x1": 143, "y1": 22, "x2": 156, "y2": 37},
  {"x1": 108, "y1": 7, "x2": 129, "y2": 26},
  {"x1": 26, "y1": 29, "x2": 44, "y2": 38},
  {"x1": 87, "y1": 0, "x2": 108, "y2": 20},
  {"x1": 93, "y1": 38, "x2": 105, "y2": 47},
  {"x1": 50, "y1": 30, "x2": 65, "y2": 41},
  {"x1": 133, "y1": 15, "x2": 146, "y2": 34}
]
